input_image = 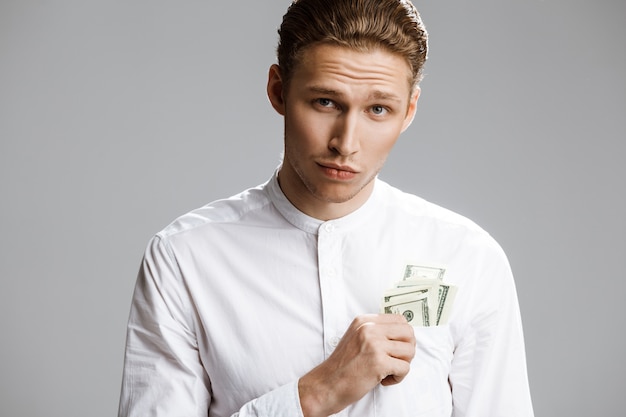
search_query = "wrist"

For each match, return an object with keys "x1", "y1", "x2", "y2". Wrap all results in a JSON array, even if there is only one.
[{"x1": 298, "y1": 373, "x2": 335, "y2": 417}]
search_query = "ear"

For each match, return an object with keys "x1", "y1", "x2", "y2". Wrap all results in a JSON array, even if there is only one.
[
  {"x1": 401, "y1": 86, "x2": 421, "y2": 133},
  {"x1": 267, "y1": 64, "x2": 286, "y2": 116}
]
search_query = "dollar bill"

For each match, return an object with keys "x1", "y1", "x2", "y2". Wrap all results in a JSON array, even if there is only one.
[
  {"x1": 402, "y1": 264, "x2": 446, "y2": 281},
  {"x1": 382, "y1": 264, "x2": 456, "y2": 327},
  {"x1": 383, "y1": 279, "x2": 440, "y2": 295},
  {"x1": 382, "y1": 280, "x2": 439, "y2": 323},
  {"x1": 435, "y1": 283, "x2": 457, "y2": 325},
  {"x1": 382, "y1": 291, "x2": 430, "y2": 326}
]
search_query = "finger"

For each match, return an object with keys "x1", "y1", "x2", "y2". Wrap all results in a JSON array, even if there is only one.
[
  {"x1": 350, "y1": 320, "x2": 414, "y2": 348},
  {"x1": 382, "y1": 321, "x2": 416, "y2": 343},
  {"x1": 371, "y1": 313, "x2": 410, "y2": 324},
  {"x1": 385, "y1": 339, "x2": 416, "y2": 362},
  {"x1": 352, "y1": 313, "x2": 408, "y2": 328},
  {"x1": 349, "y1": 317, "x2": 415, "y2": 349},
  {"x1": 352, "y1": 314, "x2": 414, "y2": 336},
  {"x1": 380, "y1": 357, "x2": 412, "y2": 386}
]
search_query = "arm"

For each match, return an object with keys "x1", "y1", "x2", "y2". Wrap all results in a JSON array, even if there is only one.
[
  {"x1": 118, "y1": 236, "x2": 211, "y2": 417},
  {"x1": 449, "y1": 244, "x2": 534, "y2": 417},
  {"x1": 119, "y1": 237, "x2": 304, "y2": 417},
  {"x1": 298, "y1": 314, "x2": 416, "y2": 417}
]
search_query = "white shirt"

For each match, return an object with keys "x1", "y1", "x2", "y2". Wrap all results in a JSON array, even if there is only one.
[{"x1": 119, "y1": 173, "x2": 534, "y2": 417}]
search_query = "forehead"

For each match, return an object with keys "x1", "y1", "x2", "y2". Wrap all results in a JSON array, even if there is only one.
[{"x1": 290, "y1": 43, "x2": 414, "y2": 98}]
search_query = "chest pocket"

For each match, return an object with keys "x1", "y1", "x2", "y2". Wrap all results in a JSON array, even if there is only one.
[{"x1": 372, "y1": 325, "x2": 454, "y2": 417}]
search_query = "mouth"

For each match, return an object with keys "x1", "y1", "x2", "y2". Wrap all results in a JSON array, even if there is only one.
[{"x1": 317, "y1": 162, "x2": 359, "y2": 180}]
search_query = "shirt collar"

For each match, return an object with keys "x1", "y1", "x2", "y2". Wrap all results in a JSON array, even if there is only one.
[{"x1": 265, "y1": 169, "x2": 382, "y2": 235}]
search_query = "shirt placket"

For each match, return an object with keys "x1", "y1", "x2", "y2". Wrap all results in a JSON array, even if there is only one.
[{"x1": 317, "y1": 220, "x2": 348, "y2": 360}]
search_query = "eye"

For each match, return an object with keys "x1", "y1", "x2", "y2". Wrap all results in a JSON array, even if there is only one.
[
  {"x1": 371, "y1": 105, "x2": 388, "y2": 116},
  {"x1": 316, "y1": 98, "x2": 335, "y2": 108}
]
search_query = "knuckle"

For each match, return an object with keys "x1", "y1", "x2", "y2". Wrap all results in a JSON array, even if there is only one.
[
  {"x1": 353, "y1": 315, "x2": 367, "y2": 327},
  {"x1": 357, "y1": 328, "x2": 377, "y2": 348},
  {"x1": 353, "y1": 314, "x2": 376, "y2": 327}
]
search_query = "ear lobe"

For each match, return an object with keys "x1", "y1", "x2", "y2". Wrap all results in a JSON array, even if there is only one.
[
  {"x1": 401, "y1": 87, "x2": 421, "y2": 133},
  {"x1": 267, "y1": 64, "x2": 286, "y2": 115}
]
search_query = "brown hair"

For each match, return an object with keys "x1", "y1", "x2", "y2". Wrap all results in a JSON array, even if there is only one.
[{"x1": 277, "y1": 0, "x2": 428, "y2": 89}]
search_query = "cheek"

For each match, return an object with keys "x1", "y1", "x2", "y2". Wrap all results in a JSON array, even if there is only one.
[
  {"x1": 286, "y1": 113, "x2": 330, "y2": 149},
  {"x1": 364, "y1": 127, "x2": 401, "y2": 156}
]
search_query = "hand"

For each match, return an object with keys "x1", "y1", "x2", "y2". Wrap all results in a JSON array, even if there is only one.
[{"x1": 298, "y1": 314, "x2": 416, "y2": 417}]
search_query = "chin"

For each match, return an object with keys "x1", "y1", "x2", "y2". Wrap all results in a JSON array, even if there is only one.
[{"x1": 311, "y1": 185, "x2": 364, "y2": 205}]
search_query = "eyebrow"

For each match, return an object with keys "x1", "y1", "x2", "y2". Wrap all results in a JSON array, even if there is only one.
[
  {"x1": 369, "y1": 90, "x2": 402, "y2": 103},
  {"x1": 307, "y1": 86, "x2": 402, "y2": 103},
  {"x1": 308, "y1": 86, "x2": 343, "y2": 97}
]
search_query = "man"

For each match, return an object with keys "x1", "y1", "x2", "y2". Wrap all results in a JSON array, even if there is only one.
[{"x1": 118, "y1": 1, "x2": 534, "y2": 416}]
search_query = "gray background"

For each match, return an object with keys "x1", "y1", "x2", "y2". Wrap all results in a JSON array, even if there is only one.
[{"x1": 1, "y1": 1, "x2": 624, "y2": 416}]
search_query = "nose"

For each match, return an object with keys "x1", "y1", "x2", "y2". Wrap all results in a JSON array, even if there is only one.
[{"x1": 328, "y1": 112, "x2": 360, "y2": 156}]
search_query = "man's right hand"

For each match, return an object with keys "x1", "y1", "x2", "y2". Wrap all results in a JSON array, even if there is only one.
[{"x1": 297, "y1": 314, "x2": 416, "y2": 417}]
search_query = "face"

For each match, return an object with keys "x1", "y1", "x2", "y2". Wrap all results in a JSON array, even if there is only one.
[{"x1": 267, "y1": 43, "x2": 420, "y2": 220}]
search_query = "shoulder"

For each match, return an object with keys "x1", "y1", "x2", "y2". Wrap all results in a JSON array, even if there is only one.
[
  {"x1": 376, "y1": 179, "x2": 485, "y2": 232},
  {"x1": 155, "y1": 181, "x2": 273, "y2": 241},
  {"x1": 375, "y1": 179, "x2": 506, "y2": 256}
]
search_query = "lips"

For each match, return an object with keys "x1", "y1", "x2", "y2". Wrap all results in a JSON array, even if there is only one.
[
  {"x1": 317, "y1": 162, "x2": 359, "y2": 180},
  {"x1": 318, "y1": 160, "x2": 358, "y2": 172}
]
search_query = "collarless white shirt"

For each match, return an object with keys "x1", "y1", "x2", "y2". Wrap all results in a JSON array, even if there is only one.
[{"x1": 119, "y1": 173, "x2": 534, "y2": 417}]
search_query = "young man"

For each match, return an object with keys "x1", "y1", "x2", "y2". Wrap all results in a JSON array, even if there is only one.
[{"x1": 118, "y1": 1, "x2": 534, "y2": 416}]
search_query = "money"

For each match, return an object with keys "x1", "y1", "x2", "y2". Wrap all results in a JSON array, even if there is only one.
[
  {"x1": 381, "y1": 264, "x2": 457, "y2": 326},
  {"x1": 402, "y1": 264, "x2": 446, "y2": 281},
  {"x1": 383, "y1": 291, "x2": 431, "y2": 326},
  {"x1": 434, "y1": 283, "x2": 457, "y2": 326}
]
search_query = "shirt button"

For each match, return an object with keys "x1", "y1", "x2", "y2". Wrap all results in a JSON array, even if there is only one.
[
  {"x1": 326, "y1": 267, "x2": 336, "y2": 276},
  {"x1": 329, "y1": 336, "x2": 341, "y2": 348},
  {"x1": 324, "y1": 223, "x2": 335, "y2": 233}
]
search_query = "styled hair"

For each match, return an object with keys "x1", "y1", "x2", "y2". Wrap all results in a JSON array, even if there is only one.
[{"x1": 277, "y1": 0, "x2": 428, "y2": 89}]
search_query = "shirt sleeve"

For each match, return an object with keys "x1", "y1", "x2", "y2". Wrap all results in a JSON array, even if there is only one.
[
  {"x1": 118, "y1": 236, "x2": 306, "y2": 417},
  {"x1": 230, "y1": 382, "x2": 304, "y2": 417},
  {"x1": 449, "y1": 239, "x2": 534, "y2": 417}
]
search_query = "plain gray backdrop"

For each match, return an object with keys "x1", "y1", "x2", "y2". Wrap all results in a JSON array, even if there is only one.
[{"x1": 1, "y1": 1, "x2": 624, "y2": 416}]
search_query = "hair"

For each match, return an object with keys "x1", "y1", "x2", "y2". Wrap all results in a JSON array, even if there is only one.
[{"x1": 277, "y1": 0, "x2": 428, "y2": 89}]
